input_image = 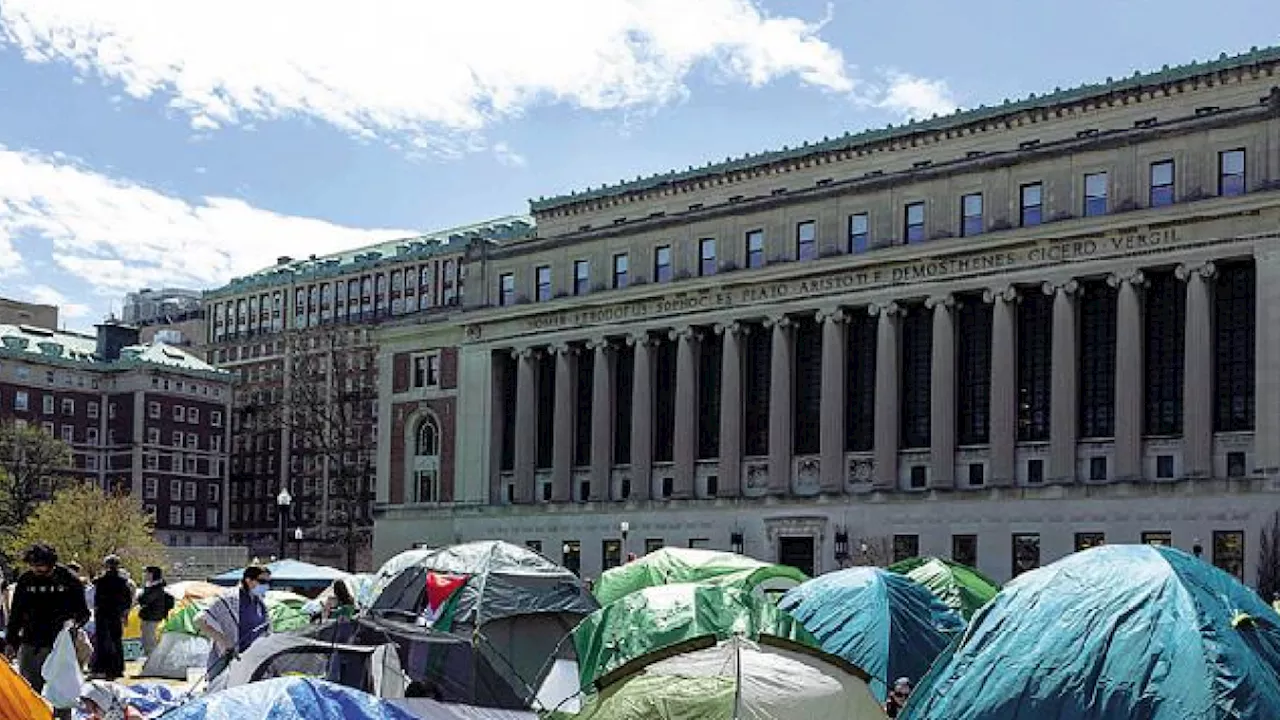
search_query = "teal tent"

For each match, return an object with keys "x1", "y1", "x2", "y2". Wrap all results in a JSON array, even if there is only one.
[
  {"x1": 905, "y1": 544, "x2": 1280, "y2": 719},
  {"x1": 780, "y1": 567, "x2": 963, "y2": 701}
]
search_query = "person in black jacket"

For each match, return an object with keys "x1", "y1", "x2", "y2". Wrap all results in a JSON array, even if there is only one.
[
  {"x1": 5, "y1": 543, "x2": 90, "y2": 710},
  {"x1": 89, "y1": 555, "x2": 133, "y2": 680},
  {"x1": 136, "y1": 565, "x2": 173, "y2": 658}
]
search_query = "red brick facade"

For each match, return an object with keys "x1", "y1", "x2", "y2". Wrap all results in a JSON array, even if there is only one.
[{"x1": 389, "y1": 396, "x2": 457, "y2": 505}]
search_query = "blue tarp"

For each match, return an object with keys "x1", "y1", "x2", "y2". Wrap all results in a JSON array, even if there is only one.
[
  {"x1": 162, "y1": 677, "x2": 417, "y2": 719},
  {"x1": 210, "y1": 559, "x2": 351, "y2": 589},
  {"x1": 905, "y1": 544, "x2": 1280, "y2": 720},
  {"x1": 780, "y1": 567, "x2": 963, "y2": 701}
]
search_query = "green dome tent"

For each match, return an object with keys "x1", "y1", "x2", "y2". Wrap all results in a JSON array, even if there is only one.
[
  {"x1": 905, "y1": 545, "x2": 1280, "y2": 719},
  {"x1": 593, "y1": 548, "x2": 806, "y2": 606},
  {"x1": 568, "y1": 583, "x2": 817, "y2": 690},
  {"x1": 547, "y1": 635, "x2": 884, "y2": 720},
  {"x1": 887, "y1": 556, "x2": 999, "y2": 621}
]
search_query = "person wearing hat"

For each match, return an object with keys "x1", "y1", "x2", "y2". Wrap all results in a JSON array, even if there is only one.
[
  {"x1": 884, "y1": 677, "x2": 912, "y2": 718},
  {"x1": 89, "y1": 555, "x2": 133, "y2": 681}
]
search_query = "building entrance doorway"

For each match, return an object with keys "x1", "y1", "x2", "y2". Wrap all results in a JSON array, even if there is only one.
[{"x1": 778, "y1": 536, "x2": 815, "y2": 577}]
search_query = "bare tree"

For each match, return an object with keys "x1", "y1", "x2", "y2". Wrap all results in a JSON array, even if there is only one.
[
  {"x1": 0, "y1": 421, "x2": 73, "y2": 542},
  {"x1": 279, "y1": 328, "x2": 376, "y2": 572},
  {"x1": 1258, "y1": 511, "x2": 1280, "y2": 603}
]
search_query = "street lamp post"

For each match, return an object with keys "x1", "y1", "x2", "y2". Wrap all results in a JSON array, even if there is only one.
[
  {"x1": 293, "y1": 527, "x2": 304, "y2": 561},
  {"x1": 620, "y1": 521, "x2": 630, "y2": 559},
  {"x1": 277, "y1": 487, "x2": 292, "y2": 561}
]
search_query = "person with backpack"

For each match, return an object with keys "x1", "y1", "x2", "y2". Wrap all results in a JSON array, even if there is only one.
[{"x1": 136, "y1": 566, "x2": 174, "y2": 659}]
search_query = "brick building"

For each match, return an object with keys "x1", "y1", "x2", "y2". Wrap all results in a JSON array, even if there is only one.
[
  {"x1": 0, "y1": 321, "x2": 233, "y2": 546},
  {"x1": 205, "y1": 217, "x2": 529, "y2": 567}
]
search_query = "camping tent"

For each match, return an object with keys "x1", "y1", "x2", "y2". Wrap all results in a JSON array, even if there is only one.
[
  {"x1": 593, "y1": 548, "x2": 807, "y2": 606},
  {"x1": 371, "y1": 541, "x2": 598, "y2": 707},
  {"x1": 0, "y1": 655, "x2": 49, "y2": 719},
  {"x1": 138, "y1": 591, "x2": 312, "y2": 680},
  {"x1": 905, "y1": 544, "x2": 1280, "y2": 719},
  {"x1": 548, "y1": 635, "x2": 884, "y2": 720},
  {"x1": 206, "y1": 631, "x2": 407, "y2": 698},
  {"x1": 565, "y1": 583, "x2": 818, "y2": 691},
  {"x1": 373, "y1": 548, "x2": 435, "y2": 597},
  {"x1": 162, "y1": 677, "x2": 418, "y2": 719},
  {"x1": 210, "y1": 559, "x2": 351, "y2": 591},
  {"x1": 780, "y1": 566, "x2": 963, "y2": 701},
  {"x1": 887, "y1": 556, "x2": 1000, "y2": 621}
]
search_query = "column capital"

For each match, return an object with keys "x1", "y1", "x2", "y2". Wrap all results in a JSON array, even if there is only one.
[
  {"x1": 586, "y1": 337, "x2": 614, "y2": 353},
  {"x1": 713, "y1": 320, "x2": 749, "y2": 337},
  {"x1": 924, "y1": 294, "x2": 956, "y2": 310},
  {"x1": 815, "y1": 307, "x2": 847, "y2": 324},
  {"x1": 669, "y1": 327, "x2": 704, "y2": 342},
  {"x1": 868, "y1": 300, "x2": 902, "y2": 317},
  {"x1": 511, "y1": 346, "x2": 540, "y2": 360},
  {"x1": 551, "y1": 342, "x2": 579, "y2": 356},
  {"x1": 1106, "y1": 268, "x2": 1147, "y2": 288},
  {"x1": 1041, "y1": 278, "x2": 1080, "y2": 297},
  {"x1": 982, "y1": 285, "x2": 1020, "y2": 304},
  {"x1": 763, "y1": 314, "x2": 792, "y2": 329},
  {"x1": 1175, "y1": 260, "x2": 1217, "y2": 281},
  {"x1": 626, "y1": 331, "x2": 657, "y2": 348}
]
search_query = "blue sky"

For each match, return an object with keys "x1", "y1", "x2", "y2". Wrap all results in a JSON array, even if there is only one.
[{"x1": 0, "y1": 0, "x2": 1278, "y2": 330}]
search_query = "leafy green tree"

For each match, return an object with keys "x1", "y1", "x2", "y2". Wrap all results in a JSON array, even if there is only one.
[
  {"x1": 0, "y1": 420, "x2": 73, "y2": 541},
  {"x1": 5, "y1": 484, "x2": 167, "y2": 580}
]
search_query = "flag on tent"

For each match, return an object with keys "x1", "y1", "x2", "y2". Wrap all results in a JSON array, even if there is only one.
[{"x1": 418, "y1": 572, "x2": 468, "y2": 631}]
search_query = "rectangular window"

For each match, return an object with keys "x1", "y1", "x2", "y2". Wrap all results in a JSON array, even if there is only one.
[
  {"x1": 183, "y1": 507, "x2": 195, "y2": 527},
  {"x1": 188, "y1": 408, "x2": 199, "y2": 424},
  {"x1": 1141, "y1": 531, "x2": 1172, "y2": 546},
  {"x1": 1084, "y1": 172, "x2": 1109, "y2": 217},
  {"x1": 573, "y1": 260, "x2": 590, "y2": 295},
  {"x1": 87, "y1": 402, "x2": 99, "y2": 419},
  {"x1": 1213, "y1": 530, "x2": 1245, "y2": 580},
  {"x1": 699, "y1": 238, "x2": 717, "y2": 277},
  {"x1": 1020, "y1": 183, "x2": 1043, "y2": 227},
  {"x1": 498, "y1": 273, "x2": 515, "y2": 306},
  {"x1": 184, "y1": 481, "x2": 197, "y2": 501},
  {"x1": 562, "y1": 541, "x2": 581, "y2": 576},
  {"x1": 43, "y1": 395, "x2": 54, "y2": 414},
  {"x1": 952, "y1": 535, "x2": 978, "y2": 568},
  {"x1": 1074, "y1": 532, "x2": 1105, "y2": 551},
  {"x1": 173, "y1": 406, "x2": 185, "y2": 422},
  {"x1": 602, "y1": 539, "x2": 623, "y2": 570},
  {"x1": 61, "y1": 398, "x2": 75, "y2": 416},
  {"x1": 892, "y1": 534, "x2": 920, "y2": 563},
  {"x1": 144, "y1": 478, "x2": 157, "y2": 500},
  {"x1": 208, "y1": 484, "x2": 220, "y2": 503},
  {"x1": 535, "y1": 265, "x2": 552, "y2": 302},
  {"x1": 172, "y1": 431, "x2": 183, "y2": 447},
  {"x1": 207, "y1": 509, "x2": 219, "y2": 529},
  {"x1": 60, "y1": 425, "x2": 73, "y2": 443},
  {"x1": 961, "y1": 193, "x2": 983, "y2": 237},
  {"x1": 645, "y1": 538, "x2": 664, "y2": 555},
  {"x1": 796, "y1": 221, "x2": 817, "y2": 261},
  {"x1": 211, "y1": 411, "x2": 222, "y2": 428},
  {"x1": 186, "y1": 433, "x2": 198, "y2": 449},
  {"x1": 147, "y1": 428, "x2": 160, "y2": 445},
  {"x1": 1012, "y1": 533, "x2": 1041, "y2": 577},
  {"x1": 848, "y1": 213, "x2": 869, "y2": 254},
  {"x1": 612, "y1": 253, "x2": 629, "y2": 289},
  {"x1": 169, "y1": 479, "x2": 181, "y2": 499},
  {"x1": 169, "y1": 507, "x2": 181, "y2": 526},
  {"x1": 654, "y1": 245, "x2": 672, "y2": 283},
  {"x1": 745, "y1": 230, "x2": 765, "y2": 269},
  {"x1": 905, "y1": 202, "x2": 926, "y2": 243},
  {"x1": 1219, "y1": 149, "x2": 1246, "y2": 197},
  {"x1": 86, "y1": 428, "x2": 99, "y2": 445},
  {"x1": 14, "y1": 391, "x2": 28, "y2": 411},
  {"x1": 1149, "y1": 160, "x2": 1175, "y2": 207},
  {"x1": 413, "y1": 354, "x2": 440, "y2": 388}
]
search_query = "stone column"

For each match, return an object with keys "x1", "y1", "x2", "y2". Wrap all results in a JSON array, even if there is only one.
[
  {"x1": 766, "y1": 315, "x2": 794, "y2": 495},
  {"x1": 512, "y1": 347, "x2": 539, "y2": 504},
  {"x1": 871, "y1": 302, "x2": 902, "y2": 488},
  {"x1": 627, "y1": 332, "x2": 655, "y2": 501},
  {"x1": 816, "y1": 308, "x2": 848, "y2": 494},
  {"x1": 1177, "y1": 261, "x2": 1216, "y2": 478},
  {"x1": 671, "y1": 327, "x2": 701, "y2": 499},
  {"x1": 488, "y1": 353, "x2": 507, "y2": 504},
  {"x1": 715, "y1": 321, "x2": 745, "y2": 497},
  {"x1": 588, "y1": 339, "x2": 615, "y2": 501},
  {"x1": 550, "y1": 344, "x2": 577, "y2": 503},
  {"x1": 926, "y1": 294, "x2": 957, "y2": 489},
  {"x1": 1257, "y1": 246, "x2": 1280, "y2": 476},
  {"x1": 983, "y1": 286, "x2": 1019, "y2": 487},
  {"x1": 1044, "y1": 280, "x2": 1080, "y2": 484},
  {"x1": 1109, "y1": 270, "x2": 1146, "y2": 482}
]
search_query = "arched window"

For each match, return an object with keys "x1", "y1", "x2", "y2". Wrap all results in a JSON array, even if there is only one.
[{"x1": 412, "y1": 416, "x2": 441, "y2": 503}]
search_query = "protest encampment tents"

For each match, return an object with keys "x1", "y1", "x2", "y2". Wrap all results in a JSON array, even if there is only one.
[
  {"x1": 593, "y1": 548, "x2": 805, "y2": 606},
  {"x1": 887, "y1": 556, "x2": 1000, "y2": 621}
]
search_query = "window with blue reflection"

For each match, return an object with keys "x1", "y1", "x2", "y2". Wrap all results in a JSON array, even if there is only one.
[
  {"x1": 905, "y1": 203, "x2": 925, "y2": 244},
  {"x1": 699, "y1": 238, "x2": 717, "y2": 276},
  {"x1": 1150, "y1": 160, "x2": 1175, "y2": 207},
  {"x1": 796, "y1": 221, "x2": 817, "y2": 261},
  {"x1": 1219, "y1": 149, "x2": 1245, "y2": 197},
  {"x1": 1084, "y1": 172, "x2": 1108, "y2": 217},
  {"x1": 746, "y1": 230, "x2": 765, "y2": 268},
  {"x1": 1020, "y1": 183, "x2": 1043, "y2": 227},
  {"x1": 654, "y1": 245, "x2": 672, "y2": 283},
  {"x1": 961, "y1": 193, "x2": 983, "y2": 237},
  {"x1": 849, "y1": 213, "x2": 869, "y2": 254}
]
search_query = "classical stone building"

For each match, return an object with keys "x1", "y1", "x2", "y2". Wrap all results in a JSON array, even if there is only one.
[
  {"x1": 0, "y1": 321, "x2": 232, "y2": 546},
  {"x1": 206, "y1": 217, "x2": 529, "y2": 566},
  {"x1": 375, "y1": 48, "x2": 1280, "y2": 585}
]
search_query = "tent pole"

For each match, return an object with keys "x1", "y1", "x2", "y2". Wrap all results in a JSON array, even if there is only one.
[{"x1": 732, "y1": 635, "x2": 743, "y2": 720}]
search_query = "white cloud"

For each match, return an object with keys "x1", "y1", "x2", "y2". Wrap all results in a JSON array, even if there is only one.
[
  {"x1": 492, "y1": 142, "x2": 527, "y2": 168},
  {"x1": 0, "y1": 0, "x2": 854, "y2": 153},
  {"x1": 23, "y1": 285, "x2": 90, "y2": 320},
  {"x1": 0, "y1": 145, "x2": 417, "y2": 301},
  {"x1": 875, "y1": 71, "x2": 958, "y2": 120}
]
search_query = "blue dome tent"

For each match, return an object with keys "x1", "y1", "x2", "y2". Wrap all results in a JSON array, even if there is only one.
[
  {"x1": 905, "y1": 544, "x2": 1280, "y2": 719},
  {"x1": 163, "y1": 677, "x2": 416, "y2": 719},
  {"x1": 779, "y1": 567, "x2": 963, "y2": 701}
]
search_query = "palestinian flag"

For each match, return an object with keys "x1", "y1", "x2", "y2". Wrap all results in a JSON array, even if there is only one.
[{"x1": 420, "y1": 571, "x2": 468, "y2": 632}]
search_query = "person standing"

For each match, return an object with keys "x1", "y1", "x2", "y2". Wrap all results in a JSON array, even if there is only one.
[
  {"x1": 195, "y1": 565, "x2": 272, "y2": 671},
  {"x1": 5, "y1": 543, "x2": 90, "y2": 720},
  {"x1": 135, "y1": 566, "x2": 173, "y2": 659},
  {"x1": 89, "y1": 556, "x2": 133, "y2": 681},
  {"x1": 884, "y1": 677, "x2": 913, "y2": 718}
]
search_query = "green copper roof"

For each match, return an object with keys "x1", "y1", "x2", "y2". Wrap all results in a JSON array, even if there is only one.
[
  {"x1": 530, "y1": 45, "x2": 1280, "y2": 213},
  {"x1": 0, "y1": 323, "x2": 228, "y2": 378},
  {"x1": 207, "y1": 214, "x2": 534, "y2": 297}
]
